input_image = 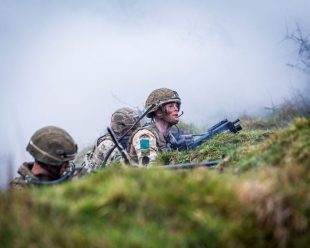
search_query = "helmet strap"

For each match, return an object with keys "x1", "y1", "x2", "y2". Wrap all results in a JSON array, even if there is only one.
[{"x1": 25, "y1": 162, "x2": 76, "y2": 186}]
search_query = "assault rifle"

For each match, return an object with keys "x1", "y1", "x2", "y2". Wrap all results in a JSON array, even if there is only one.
[{"x1": 171, "y1": 119, "x2": 242, "y2": 151}]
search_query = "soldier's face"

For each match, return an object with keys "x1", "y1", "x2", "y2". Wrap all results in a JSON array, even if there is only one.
[{"x1": 164, "y1": 102, "x2": 180, "y2": 123}]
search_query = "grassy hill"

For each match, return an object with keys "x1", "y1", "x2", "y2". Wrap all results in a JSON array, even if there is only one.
[{"x1": 0, "y1": 117, "x2": 309, "y2": 248}]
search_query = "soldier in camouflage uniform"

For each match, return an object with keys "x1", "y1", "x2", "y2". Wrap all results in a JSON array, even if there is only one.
[
  {"x1": 84, "y1": 107, "x2": 141, "y2": 171},
  {"x1": 10, "y1": 126, "x2": 78, "y2": 189},
  {"x1": 127, "y1": 88, "x2": 181, "y2": 166}
]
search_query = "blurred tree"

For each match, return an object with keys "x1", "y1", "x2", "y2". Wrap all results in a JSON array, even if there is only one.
[{"x1": 286, "y1": 25, "x2": 310, "y2": 75}]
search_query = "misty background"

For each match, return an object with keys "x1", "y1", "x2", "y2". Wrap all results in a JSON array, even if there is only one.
[{"x1": 1, "y1": 0, "x2": 309, "y2": 187}]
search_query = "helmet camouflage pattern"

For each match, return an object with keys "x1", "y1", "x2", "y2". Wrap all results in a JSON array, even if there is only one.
[
  {"x1": 111, "y1": 107, "x2": 141, "y2": 135},
  {"x1": 145, "y1": 88, "x2": 181, "y2": 118},
  {"x1": 26, "y1": 126, "x2": 78, "y2": 166}
]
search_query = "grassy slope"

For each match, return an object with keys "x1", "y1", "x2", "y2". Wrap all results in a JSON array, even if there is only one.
[{"x1": 0, "y1": 118, "x2": 309, "y2": 248}]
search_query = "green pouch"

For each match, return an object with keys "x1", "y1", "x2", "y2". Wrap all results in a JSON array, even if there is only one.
[
  {"x1": 140, "y1": 138, "x2": 150, "y2": 149},
  {"x1": 140, "y1": 138, "x2": 150, "y2": 155}
]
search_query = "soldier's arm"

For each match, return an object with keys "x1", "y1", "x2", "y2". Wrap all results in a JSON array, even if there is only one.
[
  {"x1": 131, "y1": 129, "x2": 158, "y2": 166},
  {"x1": 91, "y1": 139, "x2": 116, "y2": 168}
]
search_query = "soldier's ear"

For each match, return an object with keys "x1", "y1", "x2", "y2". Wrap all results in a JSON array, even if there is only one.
[{"x1": 155, "y1": 108, "x2": 163, "y2": 117}]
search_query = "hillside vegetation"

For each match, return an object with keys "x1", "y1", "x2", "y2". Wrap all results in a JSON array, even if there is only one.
[{"x1": 0, "y1": 117, "x2": 309, "y2": 248}]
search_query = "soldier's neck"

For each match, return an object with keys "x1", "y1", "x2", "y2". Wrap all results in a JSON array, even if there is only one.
[{"x1": 154, "y1": 118, "x2": 172, "y2": 137}]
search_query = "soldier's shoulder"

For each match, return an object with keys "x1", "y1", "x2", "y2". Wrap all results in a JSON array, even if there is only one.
[
  {"x1": 94, "y1": 134, "x2": 114, "y2": 152},
  {"x1": 132, "y1": 126, "x2": 157, "y2": 139},
  {"x1": 9, "y1": 162, "x2": 35, "y2": 189},
  {"x1": 9, "y1": 176, "x2": 28, "y2": 189},
  {"x1": 97, "y1": 137, "x2": 114, "y2": 150},
  {"x1": 96, "y1": 133, "x2": 112, "y2": 146}
]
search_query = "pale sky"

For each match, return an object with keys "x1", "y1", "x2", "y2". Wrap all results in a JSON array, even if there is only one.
[{"x1": 0, "y1": 0, "x2": 309, "y2": 186}]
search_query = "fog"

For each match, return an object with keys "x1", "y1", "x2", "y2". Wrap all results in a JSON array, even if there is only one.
[{"x1": 0, "y1": 0, "x2": 309, "y2": 187}]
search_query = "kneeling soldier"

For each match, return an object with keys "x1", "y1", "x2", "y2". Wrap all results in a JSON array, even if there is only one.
[
  {"x1": 127, "y1": 88, "x2": 181, "y2": 166},
  {"x1": 85, "y1": 107, "x2": 141, "y2": 171},
  {"x1": 10, "y1": 126, "x2": 78, "y2": 189}
]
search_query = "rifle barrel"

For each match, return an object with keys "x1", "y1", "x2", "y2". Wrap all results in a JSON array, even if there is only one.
[
  {"x1": 208, "y1": 119, "x2": 228, "y2": 132},
  {"x1": 156, "y1": 160, "x2": 219, "y2": 169}
]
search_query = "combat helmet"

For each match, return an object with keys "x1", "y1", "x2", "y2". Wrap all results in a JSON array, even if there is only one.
[
  {"x1": 111, "y1": 107, "x2": 141, "y2": 135},
  {"x1": 145, "y1": 88, "x2": 181, "y2": 118},
  {"x1": 26, "y1": 126, "x2": 78, "y2": 166}
]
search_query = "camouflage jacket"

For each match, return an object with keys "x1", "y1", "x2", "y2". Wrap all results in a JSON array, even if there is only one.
[
  {"x1": 9, "y1": 162, "x2": 84, "y2": 189},
  {"x1": 84, "y1": 134, "x2": 122, "y2": 172},
  {"x1": 9, "y1": 162, "x2": 36, "y2": 189},
  {"x1": 127, "y1": 123, "x2": 176, "y2": 166}
]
